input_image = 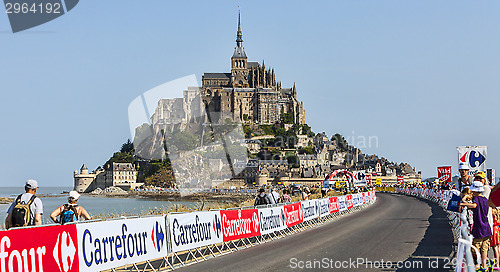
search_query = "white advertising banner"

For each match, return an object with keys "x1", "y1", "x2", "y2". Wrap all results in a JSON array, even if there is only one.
[
  {"x1": 353, "y1": 171, "x2": 367, "y2": 187},
  {"x1": 258, "y1": 206, "x2": 286, "y2": 235},
  {"x1": 317, "y1": 198, "x2": 330, "y2": 218},
  {"x1": 338, "y1": 196, "x2": 347, "y2": 212},
  {"x1": 77, "y1": 216, "x2": 167, "y2": 272},
  {"x1": 352, "y1": 193, "x2": 361, "y2": 207},
  {"x1": 457, "y1": 146, "x2": 487, "y2": 175},
  {"x1": 168, "y1": 211, "x2": 223, "y2": 253},
  {"x1": 301, "y1": 200, "x2": 319, "y2": 221}
]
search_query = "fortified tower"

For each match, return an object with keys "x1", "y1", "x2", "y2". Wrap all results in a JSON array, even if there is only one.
[{"x1": 74, "y1": 164, "x2": 97, "y2": 193}]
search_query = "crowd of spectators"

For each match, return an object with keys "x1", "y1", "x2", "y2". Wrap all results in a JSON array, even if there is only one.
[
  {"x1": 253, "y1": 183, "x2": 371, "y2": 206},
  {"x1": 394, "y1": 162, "x2": 500, "y2": 271}
]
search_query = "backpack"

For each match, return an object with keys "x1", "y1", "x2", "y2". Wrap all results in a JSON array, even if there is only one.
[
  {"x1": 11, "y1": 194, "x2": 37, "y2": 227},
  {"x1": 60, "y1": 204, "x2": 78, "y2": 224},
  {"x1": 255, "y1": 194, "x2": 269, "y2": 206}
]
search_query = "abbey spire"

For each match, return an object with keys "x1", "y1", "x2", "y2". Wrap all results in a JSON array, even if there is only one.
[
  {"x1": 236, "y1": 8, "x2": 243, "y2": 47},
  {"x1": 231, "y1": 7, "x2": 248, "y2": 87},
  {"x1": 232, "y1": 8, "x2": 247, "y2": 59}
]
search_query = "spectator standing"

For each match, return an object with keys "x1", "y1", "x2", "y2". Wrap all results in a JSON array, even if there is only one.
[
  {"x1": 280, "y1": 189, "x2": 292, "y2": 203},
  {"x1": 456, "y1": 162, "x2": 473, "y2": 191},
  {"x1": 5, "y1": 180, "x2": 43, "y2": 229},
  {"x1": 321, "y1": 186, "x2": 328, "y2": 198},
  {"x1": 50, "y1": 191, "x2": 91, "y2": 224},
  {"x1": 302, "y1": 187, "x2": 311, "y2": 200},
  {"x1": 491, "y1": 208, "x2": 500, "y2": 269},
  {"x1": 476, "y1": 172, "x2": 494, "y2": 240},
  {"x1": 460, "y1": 181, "x2": 493, "y2": 269},
  {"x1": 254, "y1": 188, "x2": 271, "y2": 206},
  {"x1": 268, "y1": 188, "x2": 280, "y2": 204}
]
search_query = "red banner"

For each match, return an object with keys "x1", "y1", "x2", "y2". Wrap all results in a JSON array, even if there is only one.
[
  {"x1": 346, "y1": 195, "x2": 353, "y2": 210},
  {"x1": 437, "y1": 166, "x2": 452, "y2": 183},
  {"x1": 366, "y1": 174, "x2": 372, "y2": 186},
  {"x1": 362, "y1": 193, "x2": 366, "y2": 204},
  {"x1": 283, "y1": 202, "x2": 303, "y2": 227},
  {"x1": 328, "y1": 197, "x2": 339, "y2": 213},
  {"x1": 397, "y1": 176, "x2": 404, "y2": 184},
  {"x1": 220, "y1": 209, "x2": 261, "y2": 242},
  {"x1": 0, "y1": 225, "x2": 79, "y2": 272}
]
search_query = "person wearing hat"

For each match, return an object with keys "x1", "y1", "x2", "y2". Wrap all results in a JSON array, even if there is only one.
[
  {"x1": 461, "y1": 181, "x2": 493, "y2": 269},
  {"x1": 456, "y1": 162, "x2": 474, "y2": 192},
  {"x1": 475, "y1": 171, "x2": 492, "y2": 197},
  {"x1": 5, "y1": 179, "x2": 44, "y2": 228},
  {"x1": 50, "y1": 191, "x2": 91, "y2": 224}
]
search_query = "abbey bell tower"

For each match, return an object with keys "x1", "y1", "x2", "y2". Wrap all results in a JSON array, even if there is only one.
[{"x1": 231, "y1": 9, "x2": 249, "y2": 88}]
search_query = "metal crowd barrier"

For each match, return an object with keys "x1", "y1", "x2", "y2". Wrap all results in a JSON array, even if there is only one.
[
  {"x1": 109, "y1": 196, "x2": 376, "y2": 272},
  {"x1": 394, "y1": 188, "x2": 476, "y2": 272},
  {"x1": 0, "y1": 192, "x2": 375, "y2": 272}
]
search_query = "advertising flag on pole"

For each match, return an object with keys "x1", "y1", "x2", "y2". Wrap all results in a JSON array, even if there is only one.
[
  {"x1": 437, "y1": 166, "x2": 452, "y2": 183},
  {"x1": 457, "y1": 146, "x2": 487, "y2": 175}
]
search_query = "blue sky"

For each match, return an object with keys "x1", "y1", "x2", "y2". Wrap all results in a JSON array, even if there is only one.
[{"x1": 1, "y1": 1, "x2": 499, "y2": 187}]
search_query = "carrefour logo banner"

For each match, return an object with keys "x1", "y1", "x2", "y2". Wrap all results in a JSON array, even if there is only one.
[
  {"x1": 457, "y1": 146, "x2": 487, "y2": 175},
  {"x1": 301, "y1": 200, "x2": 318, "y2": 221},
  {"x1": 258, "y1": 207, "x2": 286, "y2": 235},
  {"x1": 220, "y1": 209, "x2": 261, "y2": 242},
  {"x1": 0, "y1": 224, "x2": 79, "y2": 272},
  {"x1": 168, "y1": 211, "x2": 222, "y2": 253},
  {"x1": 283, "y1": 202, "x2": 303, "y2": 227},
  {"x1": 352, "y1": 194, "x2": 361, "y2": 207},
  {"x1": 353, "y1": 171, "x2": 367, "y2": 187},
  {"x1": 338, "y1": 196, "x2": 347, "y2": 211},
  {"x1": 77, "y1": 216, "x2": 166, "y2": 272},
  {"x1": 328, "y1": 197, "x2": 339, "y2": 213},
  {"x1": 346, "y1": 195, "x2": 354, "y2": 209},
  {"x1": 317, "y1": 198, "x2": 330, "y2": 218}
]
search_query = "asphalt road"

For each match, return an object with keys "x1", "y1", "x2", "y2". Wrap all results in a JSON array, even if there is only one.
[{"x1": 177, "y1": 193, "x2": 455, "y2": 271}]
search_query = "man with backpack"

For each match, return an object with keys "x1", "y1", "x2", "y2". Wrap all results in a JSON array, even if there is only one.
[
  {"x1": 254, "y1": 188, "x2": 271, "y2": 206},
  {"x1": 5, "y1": 179, "x2": 43, "y2": 229},
  {"x1": 50, "y1": 191, "x2": 91, "y2": 224}
]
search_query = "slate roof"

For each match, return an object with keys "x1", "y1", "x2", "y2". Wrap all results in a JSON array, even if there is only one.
[
  {"x1": 203, "y1": 73, "x2": 231, "y2": 79},
  {"x1": 232, "y1": 46, "x2": 247, "y2": 58},
  {"x1": 247, "y1": 62, "x2": 260, "y2": 68}
]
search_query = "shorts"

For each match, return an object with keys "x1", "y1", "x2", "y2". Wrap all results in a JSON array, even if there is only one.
[{"x1": 473, "y1": 237, "x2": 491, "y2": 254}]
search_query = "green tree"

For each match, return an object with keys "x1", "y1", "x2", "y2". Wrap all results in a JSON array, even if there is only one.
[
  {"x1": 286, "y1": 154, "x2": 299, "y2": 166},
  {"x1": 280, "y1": 112, "x2": 294, "y2": 124},
  {"x1": 120, "y1": 139, "x2": 134, "y2": 153},
  {"x1": 104, "y1": 151, "x2": 136, "y2": 169},
  {"x1": 332, "y1": 133, "x2": 348, "y2": 151}
]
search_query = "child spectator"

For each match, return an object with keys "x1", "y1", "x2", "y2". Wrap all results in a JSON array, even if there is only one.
[
  {"x1": 460, "y1": 181, "x2": 493, "y2": 269},
  {"x1": 460, "y1": 187, "x2": 474, "y2": 227}
]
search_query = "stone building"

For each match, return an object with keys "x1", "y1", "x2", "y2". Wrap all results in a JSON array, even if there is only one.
[
  {"x1": 74, "y1": 162, "x2": 142, "y2": 193},
  {"x1": 201, "y1": 11, "x2": 306, "y2": 125}
]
